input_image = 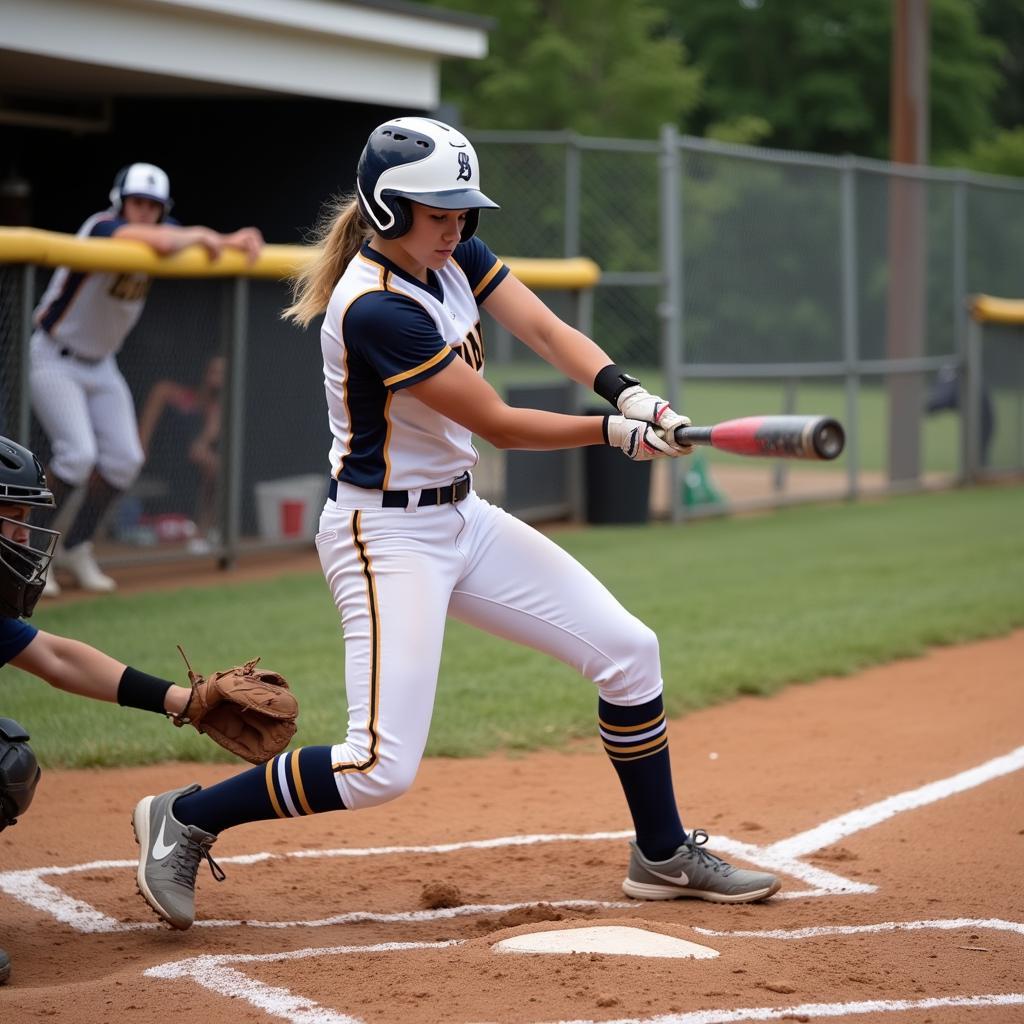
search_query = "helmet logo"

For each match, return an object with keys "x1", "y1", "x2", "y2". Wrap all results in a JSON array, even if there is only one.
[{"x1": 456, "y1": 153, "x2": 472, "y2": 182}]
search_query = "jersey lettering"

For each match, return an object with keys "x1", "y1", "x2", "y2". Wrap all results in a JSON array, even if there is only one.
[
  {"x1": 456, "y1": 322, "x2": 485, "y2": 372},
  {"x1": 108, "y1": 274, "x2": 151, "y2": 302}
]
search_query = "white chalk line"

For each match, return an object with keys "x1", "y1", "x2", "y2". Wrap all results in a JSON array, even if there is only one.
[
  {"x1": 143, "y1": 920, "x2": 1024, "y2": 1024},
  {"x1": 763, "y1": 745, "x2": 1024, "y2": 861},
  {"x1": 146, "y1": 941, "x2": 460, "y2": 1024},
  {"x1": 556, "y1": 993, "x2": 1024, "y2": 1024},
  {"x1": 694, "y1": 916, "x2": 1024, "y2": 940},
  {"x1": 1, "y1": 744, "x2": 1021, "y2": 935}
]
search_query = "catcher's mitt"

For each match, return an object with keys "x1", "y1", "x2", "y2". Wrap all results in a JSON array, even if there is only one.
[{"x1": 172, "y1": 647, "x2": 298, "y2": 764}]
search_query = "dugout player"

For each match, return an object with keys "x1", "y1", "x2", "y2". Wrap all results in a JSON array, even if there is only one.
[
  {"x1": 31, "y1": 163, "x2": 263, "y2": 597},
  {"x1": 0, "y1": 435, "x2": 201, "y2": 983},
  {"x1": 131, "y1": 117, "x2": 780, "y2": 931}
]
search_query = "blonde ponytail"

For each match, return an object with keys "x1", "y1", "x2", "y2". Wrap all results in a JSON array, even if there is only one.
[{"x1": 283, "y1": 195, "x2": 370, "y2": 327}]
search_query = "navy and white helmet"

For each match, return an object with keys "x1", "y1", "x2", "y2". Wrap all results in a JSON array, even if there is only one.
[
  {"x1": 109, "y1": 162, "x2": 173, "y2": 219},
  {"x1": 0, "y1": 436, "x2": 59, "y2": 620},
  {"x1": 356, "y1": 117, "x2": 498, "y2": 241}
]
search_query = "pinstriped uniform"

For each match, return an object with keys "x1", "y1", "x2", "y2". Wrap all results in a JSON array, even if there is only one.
[{"x1": 312, "y1": 239, "x2": 664, "y2": 814}]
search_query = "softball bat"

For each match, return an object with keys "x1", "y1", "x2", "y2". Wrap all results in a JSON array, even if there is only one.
[{"x1": 670, "y1": 414, "x2": 845, "y2": 460}]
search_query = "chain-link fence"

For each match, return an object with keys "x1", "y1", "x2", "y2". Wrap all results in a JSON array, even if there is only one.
[
  {"x1": 472, "y1": 129, "x2": 1024, "y2": 518},
  {"x1": 2, "y1": 128, "x2": 1023, "y2": 573}
]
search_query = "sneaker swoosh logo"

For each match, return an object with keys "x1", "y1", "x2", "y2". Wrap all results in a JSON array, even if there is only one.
[
  {"x1": 152, "y1": 820, "x2": 177, "y2": 860},
  {"x1": 648, "y1": 868, "x2": 690, "y2": 885}
]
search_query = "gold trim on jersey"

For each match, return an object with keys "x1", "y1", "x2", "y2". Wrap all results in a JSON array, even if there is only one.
[
  {"x1": 382, "y1": 346, "x2": 452, "y2": 388},
  {"x1": 334, "y1": 510, "x2": 382, "y2": 775},
  {"x1": 333, "y1": 265, "x2": 386, "y2": 479},
  {"x1": 381, "y1": 390, "x2": 395, "y2": 489},
  {"x1": 472, "y1": 259, "x2": 505, "y2": 297}
]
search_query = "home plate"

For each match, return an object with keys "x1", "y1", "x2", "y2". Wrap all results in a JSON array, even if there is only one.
[{"x1": 493, "y1": 926, "x2": 719, "y2": 959}]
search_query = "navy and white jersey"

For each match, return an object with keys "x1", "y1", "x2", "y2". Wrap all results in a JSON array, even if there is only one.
[
  {"x1": 322, "y1": 237, "x2": 508, "y2": 490},
  {"x1": 0, "y1": 616, "x2": 36, "y2": 667},
  {"x1": 33, "y1": 210, "x2": 172, "y2": 359}
]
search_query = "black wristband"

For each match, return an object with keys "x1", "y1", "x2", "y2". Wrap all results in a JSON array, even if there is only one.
[
  {"x1": 117, "y1": 666, "x2": 175, "y2": 715},
  {"x1": 593, "y1": 364, "x2": 640, "y2": 407},
  {"x1": 602, "y1": 414, "x2": 611, "y2": 445}
]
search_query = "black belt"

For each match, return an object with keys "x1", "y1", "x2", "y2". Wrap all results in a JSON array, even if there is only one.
[
  {"x1": 328, "y1": 472, "x2": 471, "y2": 508},
  {"x1": 58, "y1": 346, "x2": 104, "y2": 365}
]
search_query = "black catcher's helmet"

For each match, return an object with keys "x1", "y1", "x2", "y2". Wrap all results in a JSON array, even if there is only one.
[
  {"x1": 0, "y1": 436, "x2": 58, "y2": 619},
  {"x1": 356, "y1": 116, "x2": 498, "y2": 242}
]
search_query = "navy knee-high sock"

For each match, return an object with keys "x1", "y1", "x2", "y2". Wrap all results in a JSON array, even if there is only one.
[
  {"x1": 599, "y1": 694, "x2": 685, "y2": 861},
  {"x1": 173, "y1": 745, "x2": 345, "y2": 835}
]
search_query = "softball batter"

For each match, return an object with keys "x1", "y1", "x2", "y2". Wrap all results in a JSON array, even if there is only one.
[
  {"x1": 31, "y1": 163, "x2": 263, "y2": 596},
  {"x1": 132, "y1": 117, "x2": 780, "y2": 930}
]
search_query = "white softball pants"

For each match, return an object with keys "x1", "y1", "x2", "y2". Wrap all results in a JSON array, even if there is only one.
[
  {"x1": 29, "y1": 331, "x2": 144, "y2": 489},
  {"x1": 316, "y1": 485, "x2": 663, "y2": 811}
]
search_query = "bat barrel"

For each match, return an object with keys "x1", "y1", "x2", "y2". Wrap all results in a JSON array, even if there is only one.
[{"x1": 674, "y1": 415, "x2": 845, "y2": 460}]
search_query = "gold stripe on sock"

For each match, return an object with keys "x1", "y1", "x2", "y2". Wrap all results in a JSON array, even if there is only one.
[
  {"x1": 265, "y1": 758, "x2": 287, "y2": 818},
  {"x1": 598, "y1": 712, "x2": 665, "y2": 734},
  {"x1": 291, "y1": 749, "x2": 315, "y2": 815},
  {"x1": 606, "y1": 739, "x2": 669, "y2": 762},
  {"x1": 602, "y1": 733, "x2": 668, "y2": 756}
]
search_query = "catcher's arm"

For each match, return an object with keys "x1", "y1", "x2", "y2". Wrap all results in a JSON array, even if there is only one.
[
  {"x1": 171, "y1": 647, "x2": 298, "y2": 765},
  {"x1": 10, "y1": 631, "x2": 190, "y2": 716}
]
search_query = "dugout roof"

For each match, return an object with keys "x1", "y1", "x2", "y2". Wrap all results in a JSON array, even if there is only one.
[{"x1": 0, "y1": 0, "x2": 493, "y2": 130}]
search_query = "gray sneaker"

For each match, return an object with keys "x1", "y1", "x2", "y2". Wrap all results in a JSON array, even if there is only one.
[
  {"x1": 0, "y1": 945, "x2": 10, "y2": 985},
  {"x1": 623, "y1": 829, "x2": 781, "y2": 903},
  {"x1": 131, "y1": 783, "x2": 225, "y2": 930}
]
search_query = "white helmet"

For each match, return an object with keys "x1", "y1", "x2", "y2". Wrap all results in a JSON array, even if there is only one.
[
  {"x1": 109, "y1": 163, "x2": 173, "y2": 218},
  {"x1": 356, "y1": 117, "x2": 498, "y2": 241}
]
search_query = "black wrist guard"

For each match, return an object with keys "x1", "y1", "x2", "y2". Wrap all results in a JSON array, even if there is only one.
[
  {"x1": 594, "y1": 364, "x2": 641, "y2": 407},
  {"x1": 117, "y1": 666, "x2": 175, "y2": 715}
]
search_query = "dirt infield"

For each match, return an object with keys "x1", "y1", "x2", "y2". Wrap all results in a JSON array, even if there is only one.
[{"x1": 2, "y1": 632, "x2": 1023, "y2": 1023}]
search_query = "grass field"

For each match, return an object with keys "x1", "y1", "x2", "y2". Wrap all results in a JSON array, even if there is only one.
[{"x1": 6, "y1": 483, "x2": 1023, "y2": 768}]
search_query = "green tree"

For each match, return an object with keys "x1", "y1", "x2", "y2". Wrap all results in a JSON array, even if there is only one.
[
  {"x1": 661, "y1": 0, "x2": 1002, "y2": 161},
  {"x1": 977, "y1": 0, "x2": 1024, "y2": 130},
  {"x1": 955, "y1": 126, "x2": 1024, "y2": 176},
  {"x1": 424, "y1": 0, "x2": 702, "y2": 138}
]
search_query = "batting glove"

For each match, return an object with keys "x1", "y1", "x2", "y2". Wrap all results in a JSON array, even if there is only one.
[
  {"x1": 616, "y1": 385, "x2": 694, "y2": 454},
  {"x1": 604, "y1": 415, "x2": 678, "y2": 461}
]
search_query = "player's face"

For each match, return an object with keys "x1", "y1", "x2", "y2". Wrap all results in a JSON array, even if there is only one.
[
  {"x1": 122, "y1": 196, "x2": 165, "y2": 224},
  {"x1": 0, "y1": 505, "x2": 30, "y2": 545},
  {"x1": 400, "y1": 204, "x2": 468, "y2": 273}
]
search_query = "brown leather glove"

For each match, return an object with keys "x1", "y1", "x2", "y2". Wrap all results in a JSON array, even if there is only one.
[{"x1": 172, "y1": 648, "x2": 298, "y2": 764}]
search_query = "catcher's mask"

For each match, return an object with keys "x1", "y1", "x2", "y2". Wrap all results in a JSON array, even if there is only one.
[
  {"x1": 0, "y1": 717, "x2": 40, "y2": 831},
  {"x1": 109, "y1": 162, "x2": 173, "y2": 221},
  {"x1": 356, "y1": 116, "x2": 499, "y2": 242},
  {"x1": 0, "y1": 435, "x2": 59, "y2": 619}
]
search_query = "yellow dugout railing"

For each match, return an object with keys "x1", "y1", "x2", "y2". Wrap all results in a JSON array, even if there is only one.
[
  {"x1": 966, "y1": 293, "x2": 1024, "y2": 480},
  {"x1": 0, "y1": 227, "x2": 601, "y2": 290},
  {"x1": 0, "y1": 228, "x2": 601, "y2": 561}
]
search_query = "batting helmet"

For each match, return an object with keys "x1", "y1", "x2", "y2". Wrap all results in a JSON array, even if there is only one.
[
  {"x1": 0, "y1": 436, "x2": 59, "y2": 620},
  {"x1": 0, "y1": 718, "x2": 40, "y2": 831},
  {"x1": 356, "y1": 117, "x2": 498, "y2": 241},
  {"x1": 109, "y1": 163, "x2": 173, "y2": 219}
]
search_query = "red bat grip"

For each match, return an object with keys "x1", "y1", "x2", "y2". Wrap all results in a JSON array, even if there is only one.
[{"x1": 674, "y1": 416, "x2": 845, "y2": 460}]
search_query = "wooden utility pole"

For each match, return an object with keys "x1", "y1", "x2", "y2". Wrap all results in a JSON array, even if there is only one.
[{"x1": 886, "y1": 0, "x2": 929, "y2": 483}]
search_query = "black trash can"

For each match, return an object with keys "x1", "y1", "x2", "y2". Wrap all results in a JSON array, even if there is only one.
[{"x1": 583, "y1": 410, "x2": 652, "y2": 524}]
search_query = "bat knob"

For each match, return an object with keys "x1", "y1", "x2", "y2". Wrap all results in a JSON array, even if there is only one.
[{"x1": 812, "y1": 419, "x2": 845, "y2": 460}]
